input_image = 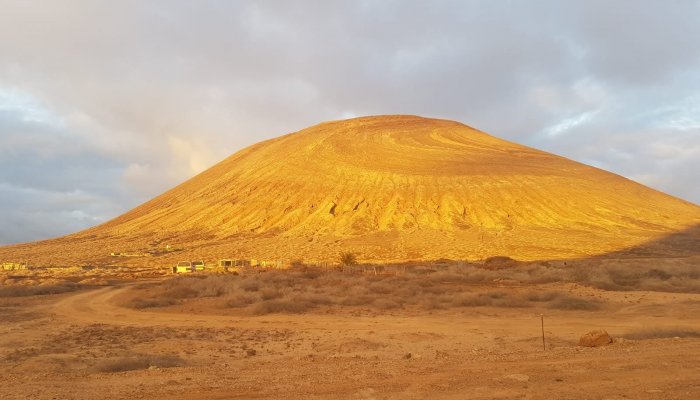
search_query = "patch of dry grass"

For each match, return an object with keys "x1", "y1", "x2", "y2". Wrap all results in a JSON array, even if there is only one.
[
  {"x1": 622, "y1": 328, "x2": 700, "y2": 340},
  {"x1": 125, "y1": 268, "x2": 610, "y2": 315},
  {"x1": 250, "y1": 298, "x2": 313, "y2": 315},
  {"x1": 547, "y1": 295, "x2": 601, "y2": 311},
  {"x1": 421, "y1": 260, "x2": 700, "y2": 293},
  {"x1": 120, "y1": 256, "x2": 698, "y2": 315},
  {"x1": 558, "y1": 261, "x2": 700, "y2": 293},
  {"x1": 0, "y1": 281, "x2": 83, "y2": 297},
  {"x1": 125, "y1": 297, "x2": 178, "y2": 309},
  {"x1": 91, "y1": 354, "x2": 184, "y2": 373},
  {"x1": 451, "y1": 291, "x2": 528, "y2": 308}
]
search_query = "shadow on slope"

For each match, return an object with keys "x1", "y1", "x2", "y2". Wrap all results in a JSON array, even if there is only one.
[{"x1": 588, "y1": 223, "x2": 700, "y2": 259}]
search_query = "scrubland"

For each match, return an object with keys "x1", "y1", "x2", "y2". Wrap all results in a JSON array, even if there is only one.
[
  {"x1": 1, "y1": 257, "x2": 700, "y2": 399},
  {"x1": 122, "y1": 267, "x2": 609, "y2": 314},
  {"x1": 79, "y1": 258, "x2": 700, "y2": 316}
]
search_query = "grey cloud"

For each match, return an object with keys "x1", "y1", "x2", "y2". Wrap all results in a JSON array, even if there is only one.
[
  {"x1": 0, "y1": 104, "x2": 130, "y2": 243},
  {"x1": 569, "y1": 1, "x2": 700, "y2": 85},
  {"x1": 1, "y1": 0, "x2": 699, "y2": 244},
  {"x1": 0, "y1": 183, "x2": 114, "y2": 244}
]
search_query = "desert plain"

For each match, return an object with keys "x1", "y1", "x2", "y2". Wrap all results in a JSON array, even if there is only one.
[{"x1": 2, "y1": 255, "x2": 700, "y2": 400}]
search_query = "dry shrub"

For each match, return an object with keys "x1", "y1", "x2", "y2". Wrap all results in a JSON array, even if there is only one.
[
  {"x1": 523, "y1": 291, "x2": 601, "y2": 310},
  {"x1": 452, "y1": 291, "x2": 528, "y2": 308},
  {"x1": 126, "y1": 297, "x2": 178, "y2": 309},
  {"x1": 163, "y1": 275, "x2": 235, "y2": 297},
  {"x1": 298, "y1": 293, "x2": 333, "y2": 306},
  {"x1": 92, "y1": 354, "x2": 184, "y2": 373},
  {"x1": 420, "y1": 259, "x2": 700, "y2": 294},
  {"x1": 547, "y1": 296, "x2": 600, "y2": 311},
  {"x1": 622, "y1": 328, "x2": 700, "y2": 340},
  {"x1": 251, "y1": 298, "x2": 313, "y2": 314},
  {"x1": 562, "y1": 262, "x2": 700, "y2": 293},
  {"x1": 426, "y1": 268, "x2": 487, "y2": 284},
  {"x1": 239, "y1": 279, "x2": 261, "y2": 292},
  {"x1": 417, "y1": 284, "x2": 448, "y2": 295},
  {"x1": 368, "y1": 281, "x2": 395, "y2": 295},
  {"x1": 425, "y1": 271, "x2": 465, "y2": 284},
  {"x1": 0, "y1": 281, "x2": 82, "y2": 297},
  {"x1": 161, "y1": 286, "x2": 199, "y2": 299},
  {"x1": 451, "y1": 293, "x2": 489, "y2": 307},
  {"x1": 525, "y1": 291, "x2": 560, "y2": 302},
  {"x1": 372, "y1": 298, "x2": 402, "y2": 310},
  {"x1": 482, "y1": 256, "x2": 519, "y2": 269},
  {"x1": 124, "y1": 275, "x2": 239, "y2": 308},
  {"x1": 488, "y1": 291, "x2": 529, "y2": 308},
  {"x1": 645, "y1": 269, "x2": 672, "y2": 280},
  {"x1": 224, "y1": 293, "x2": 259, "y2": 308},
  {"x1": 300, "y1": 269, "x2": 322, "y2": 279},
  {"x1": 260, "y1": 289, "x2": 284, "y2": 300},
  {"x1": 339, "y1": 294, "x2": 374, "y2": 306},
  {"x1": 395, "y1": 285, "x2": 420, "y2": 298},
  {"x1": 340, "y1": 252, "x2": 357, "y2": 266},
  {"x1": 418, "y1": 297, "x2": 446, "y2": 310}
]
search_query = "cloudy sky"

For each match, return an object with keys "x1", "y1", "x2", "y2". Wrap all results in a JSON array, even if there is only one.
[{"x1": 1, "y1": 0, "x2": 699, "y2": 244}]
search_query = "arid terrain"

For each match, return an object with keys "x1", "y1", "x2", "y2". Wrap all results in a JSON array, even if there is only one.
[
  {"x1": 2, "y1": 257, "x2": 699, "y2": 399},
  {"x1": 1, "y1": 115, "x2": 700, "y2": 399}
]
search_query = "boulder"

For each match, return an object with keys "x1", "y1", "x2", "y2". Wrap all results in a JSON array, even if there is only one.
[{"x1": 579, "y1": 330, "x2": 613, "y2": 347}]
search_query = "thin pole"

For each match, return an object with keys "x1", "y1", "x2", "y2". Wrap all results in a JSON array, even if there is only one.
[{"x1": 541, "y1": 314, "x2": 546, "y2": 351}]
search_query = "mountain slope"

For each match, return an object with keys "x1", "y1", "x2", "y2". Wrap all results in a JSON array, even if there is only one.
[{"x1": 2, "y1": 115, "x2": 700, "y2": 265}]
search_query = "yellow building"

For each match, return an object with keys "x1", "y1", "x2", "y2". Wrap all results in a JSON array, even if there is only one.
[{"x1": 172, "y1": 261, "x2": 193, "y2": 273}]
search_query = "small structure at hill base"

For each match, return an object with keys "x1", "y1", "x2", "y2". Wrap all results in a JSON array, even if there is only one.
[
  {"x1": 172, "y1": 258, "x2": 285, "y2": 274},
  {"x1": 172, "y1": 260, "x2": 205, "y2": 273},
  {"x1": 220, "y1": 259, "x2": 284, "y2": 271},
  {"x1": 111, "y1": 251, "x2": 151, "y2": 257},
  {"x1": 255, "y1": 260, "x2": 284, "y2": 268},
  {"x1": 267, "y1": 260, "x2": 284, "y2": 268},
  {"x1": 218, "y1": 259, "x2": 244, "y2": 272},
  {"x1": 172, "y1": 261, "x2": 194, "y2": 274},
  {"x1": 192, "y1": 260, "x2": 205, "y2": 271},
  {"x1": 579, "y1": 330, "x2": 613, "y2": 347},
  {"x1": 2, "y1": 262, "x2": 27, "y2": 271}
]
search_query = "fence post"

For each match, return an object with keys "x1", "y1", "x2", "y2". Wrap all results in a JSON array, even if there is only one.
[{"x1": 541, "y1": 314, "x2": 546, "y2": 350}]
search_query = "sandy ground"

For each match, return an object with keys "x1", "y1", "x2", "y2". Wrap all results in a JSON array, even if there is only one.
[{"x1": 1, "y1": 276, "x2": 699, "y2": 400}]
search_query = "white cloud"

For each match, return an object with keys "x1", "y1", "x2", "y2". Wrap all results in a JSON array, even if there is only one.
[
  {"x1": 167, "y1": 136, "x2": 217, "y2": 176},
  {"x1": 545, "y1": 111, "x2": 599, "y2": 137},
  {"x1": 0, "y1": 88, "x2": 63, "y2": 126}
]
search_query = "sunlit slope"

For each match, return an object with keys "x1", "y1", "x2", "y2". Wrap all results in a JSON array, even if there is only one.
[{"x1": 3, "y1": 115, "x2": 700, "y2": 264}]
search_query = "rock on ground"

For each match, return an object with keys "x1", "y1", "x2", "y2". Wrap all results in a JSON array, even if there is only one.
[{"x1": 579, "y1": 330, "x2": 613, "y2": 347}]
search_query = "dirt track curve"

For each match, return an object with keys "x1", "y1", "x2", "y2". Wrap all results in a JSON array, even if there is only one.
[{"x1": 2, "y1": 283, "x2": 700, "y2": 399}]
